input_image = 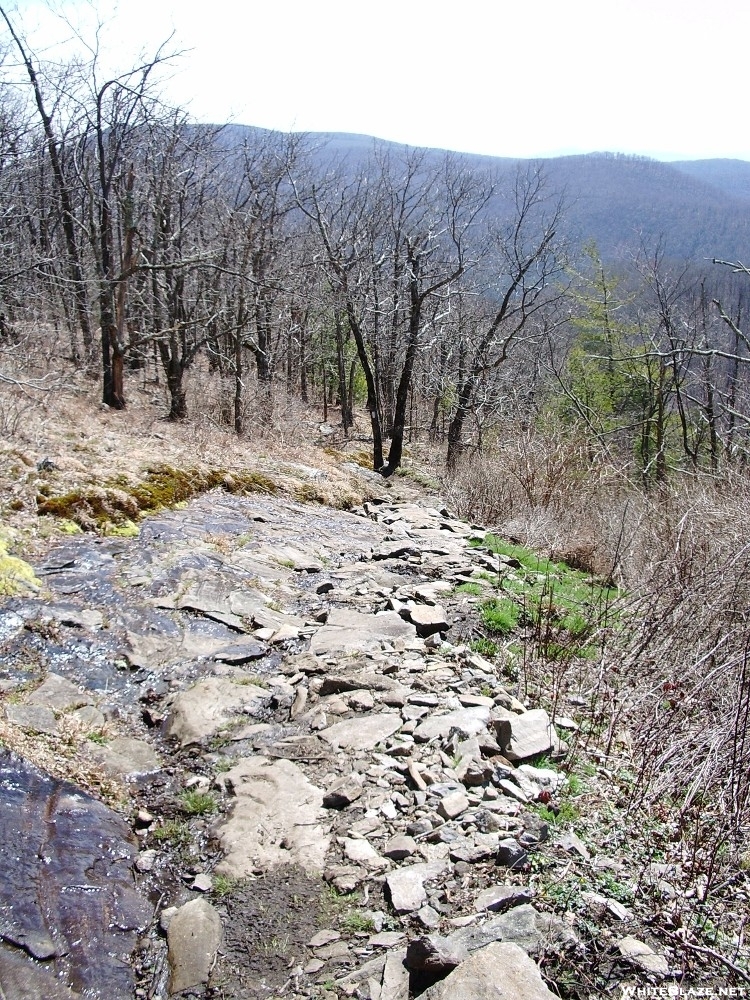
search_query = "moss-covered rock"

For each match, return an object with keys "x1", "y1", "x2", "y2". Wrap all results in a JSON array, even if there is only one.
[
  {"x1": 0, "y1": 531, "x2": 40, "y2": 596},
  {"x1": 37, "y1": 465, "x2": 280, "y2": 533}
]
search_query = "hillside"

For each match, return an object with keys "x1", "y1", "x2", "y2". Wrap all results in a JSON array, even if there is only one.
[
  {"x1": 231, "y1": 126, "x2": 750, "y2": 264},
  {"x1": 0, "y1": 373, "x2": 748, "y2": 997}
]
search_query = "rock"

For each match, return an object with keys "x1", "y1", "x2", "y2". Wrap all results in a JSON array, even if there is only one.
[
  {"x1": 369, "y1": 931, "x2": 405, "y2": 948},
  {"x1": 191, "y1": 873, "x2": 213, "y2": 892},
  {"x1": 167, "y1": 898, "x2": 222, "y2": 994},
  {"x1": 405, "y1": 934, "x2": 469, "y2": 972},
  {"x1": 0, "y1": 944, "x2": 83, "y2": 1000},
  {"x1": 583, "y1": 891, "x2": 631, "y2": 920},
  {"x1": 438, "y1": 791, "x2": 470, "y2": 820},
  {"x1": 308, "y1": 929, "x2": 341, "y2": 947},
  {"x1": 323, "y1": 773, "x2": 364, "y2": 808},
  {"x1": 557, "y1": 830, "x2": 591, "y2": 860},
  {"x1": 346, "y1": 688, "x2": 375, "y2": 711},
  {"x1": 418, "y1": 941, "x2": 556, "y2": 999},
  {"x1": 26, "y1": 673, "x2": 92, "y2": 713},
  {"x1": 0, "y1": 750, "x2": 151, "y2": 998},
  {"x1": 214, "y1": 757, "x2": 330, "y2": 875},
  {"x1": 326, "y1": 865, "x2": 366, "y2": 894},
  {"x1": 310, "y1": 608, "x2": 415, "y2": 655},
  {"x1": 315, "y1": 939, "x2": 351, "y2": 960},
  {"x1": 135, "y1": 849, "x2": 157, "y2": 873},
  {"x1": 380, "y1": 948, "x2": 410, "y2": 1000},
  {"x1": 164, "y1": 676, "x2": 271, "y2": 746},
  {"x1": 342, "y1": 837, "x2": 386, "y2": 869},
  {"x1": 385, "y1": 861, "x2": 446, "y2": 914},
  {"x1": 383, "y1": 834, "x2": 418, "y2": 860},
  {"x1": 213, "y1": 639, "x2": 268, "y2": 663},
  {"x1": 617, "y1": 936, "x2": 670, "y2": 976},
  {"x1": 449, "y1": 835, "x2": 498, "y2": 864},
  {"x1": 519, "y1": 814, "x2": 549, "y2": 849},
  {"x1": 474, "y1": 885, "x2": 535, "y2": 912},
  {"x1": 496, "y1": 838, "x2": 528, "y2": 869},
  {"x1": 493, "y1": 709, "x2": 561, "y2": 762},
  {"x1": 415, "y1": 905, "x2": 439, "y2": 930},
  {"x1": 408, "y1": 604, "x2": 449, "y2": 637},
  {"x1": 88, "y1": 737, "x2": 161, "y2": 779},
  {"x1": 4, "y1": 704, "x2": 59, "y2": 735},
  {"x1": 513, "y1": 764, "x2": 565, "y2": 799},
  {"x1": 319, "y1": 713, "x2": 403, "y2": 750},
  {"x1": 373, "y1": 541, "x2": 420, "y2": 560},
  {"x1": 71, "y1": 705, "x2": 106, "y2": 729},
  {"x1": 413, "y1": 707, "x2": 490, "y2": 743}
]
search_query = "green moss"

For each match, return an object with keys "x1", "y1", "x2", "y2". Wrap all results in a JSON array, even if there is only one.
[
  {"x1": 0, "y1": 533, "x2": 40, "y2": 596},
  {"x1": 105, "y1": 520, "x2": 139, "y2": 537},
  {"x1": 57, "y1": 519, "x2": 83, "y2": 535},
  {"x1": 37, "y1": 464, "x2": 281, "y2": 533}
]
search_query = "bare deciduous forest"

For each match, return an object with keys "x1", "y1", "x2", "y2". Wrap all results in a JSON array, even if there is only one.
[{"x1": 1, "y1": 11, "x2": 749, "y2": 998}]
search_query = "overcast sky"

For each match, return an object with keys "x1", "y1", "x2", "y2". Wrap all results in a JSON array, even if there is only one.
[{"x1": 5, "y1": 0, "x2": 749, "y2": 161}]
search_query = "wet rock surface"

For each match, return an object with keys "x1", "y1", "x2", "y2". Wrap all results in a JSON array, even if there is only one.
[
  {"x1": 0, "y1": 750, "x2": 150, "y2": 999},
  {"x1": 0, "y1": 487, "x2": 583, "y2": 999}
]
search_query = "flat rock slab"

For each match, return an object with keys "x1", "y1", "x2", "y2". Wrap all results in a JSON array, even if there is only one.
[
  {"x1": 319, "y1": 713, "x2": 403, "y2": 750},
  {"x1": 413, "y1": 707, "x2": 490, "y2": 743},
  {"x1": 167, "y1": 898, "x2": 223, "y2": 994},
  {"x1": 0, "y1": 750, "x2": 151, "y2": 999},
  {"x1": 165, "y1": 676, "x2": 272, "y2": 746},
  {"x1": 4, "y1": 704, "x2": 59, "y2": 735},
  {"x1": 214, "y1": 756, "x2": 330, "y2": 875},
  {"x1": 385, "y1": 861, "x2": 448, "y2": 914},
  {"x1": 493, "y1": 709, "x2": 561, "y2": 762},
  {"x1": 451, "y1": 904, "x2": 576, "y2": 958},
  {"x1": 25, "y1": 673, "x2": 92, "y2": 713},
  {"x1": 87, "y1": 737, "x2": 161, "y2": 779},
  {"x1": 0, "y1": 942, "x2": 82, "y2": 1000},
  {"x1": 617, "y1": 935, "x2": 670, "y2": 976},
  {"x1": 408, "y1": 604, "x2": 449, "y2": 637},
  {"x1": 420, "y1": 941, "x2": 556, "y2": 999},
  {"x1": 310, "y1": 609, "x2": 415, "y2": 656}
]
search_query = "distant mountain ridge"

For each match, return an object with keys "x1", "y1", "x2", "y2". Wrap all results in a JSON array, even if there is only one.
[{"x1": 220, "y1": 126, "x2": 750, "y2": 265}]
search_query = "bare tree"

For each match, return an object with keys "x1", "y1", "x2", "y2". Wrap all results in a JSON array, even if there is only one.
[{"x1": 445, "y1": 165, "x2": 564, "y2": 470}]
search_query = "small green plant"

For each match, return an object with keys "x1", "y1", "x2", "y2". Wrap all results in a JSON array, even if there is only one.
[
  {"x1": 232, "y1": 675, "x2": 268, "y2": 688},
  {"x1": 86, "y1": 730, "x2": 109, "y2": 745},
  {"x1": 455, "y1": 582, "x2": 483, "y2": 596},
  {"x1": 152, "y1": 819, "x2": 192, "y2": 846},
  {"x1": 341, "y1": 910, "x2": 375, "y2": 933},
  {"x1": 534, "y1": 800, "x2": 579, "y2": 826},
  {"x1": 481, "y1": 597, "x2": 520, "y2": 634},
  {"x1": 178, "y1": 789, "x2": 218, "y2": 816},
  {"x1": 212, "y1": 874, "x2": 245, "y2": 898},
  {"x1": 258, "y1": 933, "x2": 290, "y2": 956},
  {"x1": 470, "y1": 638, "x2": 499, "y2": 658}
]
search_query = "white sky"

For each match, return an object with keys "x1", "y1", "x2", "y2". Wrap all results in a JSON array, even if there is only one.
[{"x1": 5, "y1": 0, "x2": 749, "y2": 161}]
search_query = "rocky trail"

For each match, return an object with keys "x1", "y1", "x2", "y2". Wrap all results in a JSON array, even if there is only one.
[{"x1": 0, "y1": 478, "x2": 668, "y2": 999}]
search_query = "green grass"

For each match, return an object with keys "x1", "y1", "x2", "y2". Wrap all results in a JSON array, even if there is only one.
[
  {"x1": 455, "y1": 581, "x2": 483, "y2": 596},
  {"x1": 178, "y1": 790, "x2": 218, "y2": 816},
  {"x1": 470, "y1": 638, "x2": 500, "y2": 658},
  {"x1": 212, "y1": 874, "x2": 245, "y2": 898},
  {"x1": 341, "y1": 910, "x2": 375, "y2": 933},
  {"x1": 481, "y1": 597, "x2": 520, "y2": 634},
  {"x1": 470, "y1": 533, "x2": 620, "y2": 660},
  {"x1": 152, "y1": 819, "x2": 192, "y2": 846}
]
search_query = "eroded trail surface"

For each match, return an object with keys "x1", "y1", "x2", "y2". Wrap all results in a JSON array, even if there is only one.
[{"x1": 0, "y1": 485, "x2": 572, "y2": 1000}]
